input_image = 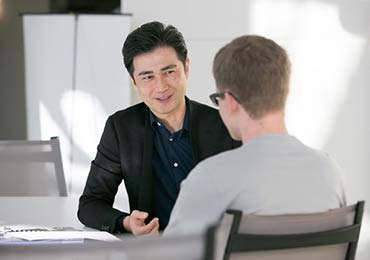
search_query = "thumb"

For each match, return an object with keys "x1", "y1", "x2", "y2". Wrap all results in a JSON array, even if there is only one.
[{"x1": 150, "y1": 219, "x2": 160, "y2": 235}]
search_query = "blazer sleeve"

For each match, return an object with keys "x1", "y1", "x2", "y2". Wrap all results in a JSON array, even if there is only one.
[{"x1": 78, "y1": 116, "x2": 128, "y2": 233}]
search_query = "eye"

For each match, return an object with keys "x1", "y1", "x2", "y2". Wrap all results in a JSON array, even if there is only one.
[
  {"x1": 141, "y1": 75, "x2": 153, "y2": 81},
  {"x1": 164, "y1": 70, "x2": 175, "y2": 76}
]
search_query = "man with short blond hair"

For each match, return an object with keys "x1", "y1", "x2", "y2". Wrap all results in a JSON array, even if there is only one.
[{"x1": 165, "y1": 35, "x2": 346, "y2": 235}]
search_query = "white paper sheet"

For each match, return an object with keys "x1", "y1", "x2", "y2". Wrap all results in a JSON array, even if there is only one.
[{"x1": 8, "y1": 231, "x2": 119, "y2": 242}]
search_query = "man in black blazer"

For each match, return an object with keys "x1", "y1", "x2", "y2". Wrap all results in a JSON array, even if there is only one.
[{"x1": 78, "y1": 21, "x2": 240, "y2": 235}]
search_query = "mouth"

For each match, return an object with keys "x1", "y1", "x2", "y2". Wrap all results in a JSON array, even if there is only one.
[{"x1": 155, "y1": 95, "x2": 172, "y2": 103}]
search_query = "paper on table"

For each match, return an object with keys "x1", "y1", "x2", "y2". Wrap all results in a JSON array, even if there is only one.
[
  {"x1": 1, "y1": 224, "x2": 74, "y2": 233},
  {"x1": 9, "y1": 231, "x2": 120, "y2": 242},
  {"x1": 0, "y1": 237, "x2": 84, "y2": 245}
]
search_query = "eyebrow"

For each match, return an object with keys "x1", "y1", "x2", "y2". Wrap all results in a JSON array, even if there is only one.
[
  {"x1": 161, "y1": 64, "x2": 177, "y2": 71},
  {"x1": 138, "y1": 70, "x2": 153, "y2": 76},
  {"x1": 137, "y1": 64, "x2": 177, "y2": 77}
]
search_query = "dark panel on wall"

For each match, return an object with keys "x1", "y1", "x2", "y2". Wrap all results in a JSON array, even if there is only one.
[
  {"x1": 0, "y1": 0, "x2": 49, "y2": 140},
  {"x1": 50, "y1": 0, "x2": 120, "y2": 13}
]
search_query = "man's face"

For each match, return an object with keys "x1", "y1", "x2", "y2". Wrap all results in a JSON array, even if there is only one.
[{"x1": 132, "y1": 46, "x2": 189, "y2": 119}]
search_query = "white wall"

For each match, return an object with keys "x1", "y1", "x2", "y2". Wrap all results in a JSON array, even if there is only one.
[{"x1": 123, "y1": 0, "x2": 370, "y2": 258}]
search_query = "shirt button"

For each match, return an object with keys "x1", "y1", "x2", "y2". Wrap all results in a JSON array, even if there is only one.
[
  {"x1": 169, "y1": 137, "x2": 174, "y2": 142},
  {"x1": 157, "y1": 122, "x2": 161, "y2": 126},
  {"x1": 173, "y1": 162, "x2": 179, "y2": 168}
]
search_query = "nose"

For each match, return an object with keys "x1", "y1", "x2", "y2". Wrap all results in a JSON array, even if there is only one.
[{"x1": 154, "y1": 75, "x2": 169, "y2": 92}]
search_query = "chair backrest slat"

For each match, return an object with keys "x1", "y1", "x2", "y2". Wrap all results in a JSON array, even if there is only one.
[
  {"x1": 205, "y1": 201, "x2": 365, "y2": 260},
  {"x1": 229, "y1": 224, "x2": 361, "y2": 252},
  {"x1": 0, "y1": 137, "x2": 67, "y2": 196}
]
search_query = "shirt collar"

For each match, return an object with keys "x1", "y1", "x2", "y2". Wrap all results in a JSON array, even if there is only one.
[{"x1": 149, "y1": 97, "x2": 189, "y2": 132}]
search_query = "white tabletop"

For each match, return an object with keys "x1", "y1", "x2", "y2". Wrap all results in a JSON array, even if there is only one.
[
  {"x1": 0, "y1": 196, "x2": 83, "y2": 228},
  {"x1": 0, "y1": 196, "x2": 205, "y2": 260}
]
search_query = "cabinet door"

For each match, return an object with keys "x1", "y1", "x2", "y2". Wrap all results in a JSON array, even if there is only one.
[{"x1": 23, "y1": 14, "x2": 131, "y2": 202}]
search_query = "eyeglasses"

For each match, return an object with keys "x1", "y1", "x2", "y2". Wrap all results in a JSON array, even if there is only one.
[
  {"x1": 209, "y1": 92, "x2": 225, "y2": 106},
  {"x1": 209, "y1": 91, "x2": 239, "y2": 106}
]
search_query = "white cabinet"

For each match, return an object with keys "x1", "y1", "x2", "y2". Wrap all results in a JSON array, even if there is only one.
[{"x1": 23, "y1": 14, "x2": 131, "y2": 197}]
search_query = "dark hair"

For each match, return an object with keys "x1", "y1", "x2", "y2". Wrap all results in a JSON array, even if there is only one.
[
  {"x1": 122, "y1": 21, "x2": 188, "y2": 78},
  {"x1": 213, "y1": 35, "x2": 291, "y2": 119}
]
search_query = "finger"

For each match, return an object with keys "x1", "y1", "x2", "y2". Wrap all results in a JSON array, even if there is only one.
[
  {"x1": 131, "y1": 210, "x2": 149, "y2": 220},
  {"x1": 136, "y1": 218, "x2": 159, "y2": 235},
  {"x1": 149, "y1": 220, "x2": 159, "y2": 235},
  {"x1": 131, "y1": 217, "x2": 145, "y2": 228},
  {"x1": 148, "y1": 217, "x2": 159, "y2": 227},
  {"x1": 146, "y1": 218, "x2": 160, "y2": 233}
]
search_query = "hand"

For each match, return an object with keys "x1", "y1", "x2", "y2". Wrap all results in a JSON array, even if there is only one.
[{"x1": 123, "y1": 210, "x2": 159, "y2": 236}]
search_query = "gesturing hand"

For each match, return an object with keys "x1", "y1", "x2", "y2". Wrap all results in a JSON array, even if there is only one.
[{"x1": 123, "y1": 210, "x2": 159, "y2": 236}]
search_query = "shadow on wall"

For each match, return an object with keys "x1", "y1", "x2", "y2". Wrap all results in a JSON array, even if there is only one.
[
  {"x1": 320, "y1": 0, "x2": 370, "y2": 204},
  {"x1": 322, "y1": 43, "x2": 370, "y2": 201},
  {"x1": 322, "y1": 0, "x2": 370, "y2": 258}
]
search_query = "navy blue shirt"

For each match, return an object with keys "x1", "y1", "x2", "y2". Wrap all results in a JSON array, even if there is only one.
[{"x1": 150, "y1": 102, "x2": 195, "y2": 229}]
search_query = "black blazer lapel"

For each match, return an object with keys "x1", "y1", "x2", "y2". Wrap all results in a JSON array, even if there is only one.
[
  {"x1": 188, "y1": 99, "x2": 201, "y2": 163},
  {"x1": 137, "y1": 110, "x2": 154, "y2": 212}
]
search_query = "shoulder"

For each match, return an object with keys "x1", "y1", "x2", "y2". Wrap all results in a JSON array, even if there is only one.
[
  {"x1": 179, "y1": 146, "x2": 244, "y2": 203},
  {"x1": 105, "y1": 102, "x2": 148, "y2": 129},
  {"x1": 287, "y1": 138, "x2": 345, "y2": 181},
  {"x1": 109, "y1": 102, "x2": 148, "y2": 122},
  {"x1": 203, "y1": 146, "x2": 242, "y2": 168},
  {"x1": 298, "y1": 141, "x2": 340, "y2": 169},
  {"x1": 101, "y1": 102, "x2": 148, "y2": 137},
  {"x1": 188, "y1": 146, "x2": 242, "y2": 181}
]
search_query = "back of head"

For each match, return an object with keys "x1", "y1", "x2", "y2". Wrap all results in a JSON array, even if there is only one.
[
  {"x1": 122, "y1": 21, "x2": 188, "y2": 78},
  {"x1": 213, "y1": 35, "x2": 291, "y2": 119}
]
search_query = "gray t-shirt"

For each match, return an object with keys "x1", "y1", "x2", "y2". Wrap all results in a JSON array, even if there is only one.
[{"x1": 164, "y1": 134, "x2": 346, "y2": 235}]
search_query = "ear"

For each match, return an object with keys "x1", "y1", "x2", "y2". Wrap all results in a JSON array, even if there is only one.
[
  {"x1": 184, "y1": 57, "x2": 190, "y2": 79},
  {"x1": 130, "y1": 75, "x2": 137, "y2": 88},
  {"x1": 225, "y1": 92, "x2": 239, "y2": 113},
  {"x1": 130, "y1": 77, "x2": 138, "y2": 90}
]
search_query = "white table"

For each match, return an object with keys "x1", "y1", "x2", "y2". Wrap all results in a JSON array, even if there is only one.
[
  {"x1": 0, "y1": 196, "x2": 205, "y2": 260},
  {"x1": 0, "y1": 196, "x2": 83, "y2": 228}
]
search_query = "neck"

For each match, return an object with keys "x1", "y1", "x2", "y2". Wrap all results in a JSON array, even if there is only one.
[
  {"x1": 240, "y1": 110, "x2": 288, "y2": 144},
  {"x1": 153, "y1": 101, "x2": 186, "y2": 133}
]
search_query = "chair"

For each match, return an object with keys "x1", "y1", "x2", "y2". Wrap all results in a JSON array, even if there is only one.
[
  {"x1": 0, "y1": 137, "x2": 67, "y2": 196},
  {"x1": 205, "y1": 201, "x2": 365, "y2": 260}
]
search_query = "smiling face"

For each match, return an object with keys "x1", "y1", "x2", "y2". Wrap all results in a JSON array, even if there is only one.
[{"x1": 132, "y1": 47, "x2": 189, "y2": 121}]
